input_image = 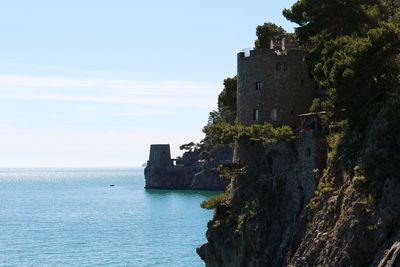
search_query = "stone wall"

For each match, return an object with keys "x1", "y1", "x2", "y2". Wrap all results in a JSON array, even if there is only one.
[
  {"x1": 237, "y1": 49, "x2": 315, "y2": 127},
  {"x1": 147, "y1": 144, "x2": 173, "y2": 167}
]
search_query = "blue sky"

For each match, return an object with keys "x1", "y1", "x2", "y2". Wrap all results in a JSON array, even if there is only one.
[{"x1": 0, "y1": 0, "x2": 297, "y2": 167}]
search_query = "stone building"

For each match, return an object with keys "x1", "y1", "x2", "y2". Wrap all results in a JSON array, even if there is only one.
[
  {"x1": 147, "y1": 144, "x2": 173, "y2": 167},
  {"x1": 237, "y1": 39, "x2": 316, "y2": 127},
  {"x1": 232, "y1": 39, "x2": 327, "y2": 201}
]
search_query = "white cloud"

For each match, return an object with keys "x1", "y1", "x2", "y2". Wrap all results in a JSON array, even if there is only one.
[
  {"x1": 0, "y1": 74, "x2": 216, "y2": 167},
  {"x1": 0, "y1": 74, "x2": 218, "y2": 109}
]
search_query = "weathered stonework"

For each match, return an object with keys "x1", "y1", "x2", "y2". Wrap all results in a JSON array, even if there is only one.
[{"x1": 237, "y1": 47, "x2": 315, "y2": 127}]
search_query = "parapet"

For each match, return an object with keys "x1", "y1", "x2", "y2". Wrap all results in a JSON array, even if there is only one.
[
  {"x1": 238, "y1": 47, "x2": 304, "y2": 60},
  {"x1": 238, "y1": 38, "x2": 301, "y2": 59}
]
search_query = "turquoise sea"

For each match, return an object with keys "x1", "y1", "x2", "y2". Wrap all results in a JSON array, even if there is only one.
[{"x1": 0, "y1": 168, "x2": 216, "y2": 267}]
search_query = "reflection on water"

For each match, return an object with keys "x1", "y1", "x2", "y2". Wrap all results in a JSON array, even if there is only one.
[{"x1": 0, "y1": 168, "x2": 216, "y2": 267}]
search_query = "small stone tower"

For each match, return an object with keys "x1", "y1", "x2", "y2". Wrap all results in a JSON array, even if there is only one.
[
  {"x1": 237, "y1": 39, "x2": 315, "y2": 127},
  {"x1": 147, "y1": 144, "x2": 173, "y2": 167}
]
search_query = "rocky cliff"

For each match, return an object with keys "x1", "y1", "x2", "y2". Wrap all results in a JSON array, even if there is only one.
[
  {"x1": 197, "y1": 96, "x2": 400, "y2": 266},
  {"x1": 196, "y1": 0, "x2": 400, "y2": 265}
]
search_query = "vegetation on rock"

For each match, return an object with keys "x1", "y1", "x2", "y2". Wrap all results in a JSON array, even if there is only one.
[
  {"x1": 203, "y1": 121, "x2": 294, "y2": 147},
  {"x1": 200, "y1": 193, "x2": 228, "y2": 210},
  {"x1": 199, "y1": 1, "x2": 400, "y2": 266}
]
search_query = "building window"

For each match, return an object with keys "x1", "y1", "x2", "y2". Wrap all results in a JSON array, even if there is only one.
[
  {"x1": 271, "y1": 109, "x2": 277, "y2": 121},
  {"x1": 276, "y1": 62, "x2": 288, "y2": 71},
  {"x1": 253, "y1": 109, "x2": 259, "y2": 122},
  {"x1": 255, "y1": 81, "x2": 263, "y2": 91},
  {"x1": 306, "y1": 148, "x2": 312, "y2": 157}
]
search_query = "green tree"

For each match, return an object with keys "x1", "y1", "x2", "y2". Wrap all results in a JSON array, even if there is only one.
[
  {"x1": 217, "y1": 76, "x2": 237, "y2": 123},
  {"x1": 283, "y1": 0, "x2": 400, "y2": 170},
  {"x1": 254, "y1": 23, "x2": 287, "y2": 49},
  {"x1": 283, "y1": 0, "x2": 400, "y2": 127},
  {"x1": 179, "y1": 142, "x2": 199, "y2": 152}
]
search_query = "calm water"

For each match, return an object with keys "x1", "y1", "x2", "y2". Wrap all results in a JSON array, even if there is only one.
[{"x1": 0, "y1": 168, "x2": 216, "y2": 267}]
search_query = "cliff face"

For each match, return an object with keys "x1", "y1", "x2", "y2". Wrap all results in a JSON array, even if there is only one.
[
  {"x1": 286, "y1": 97, "x2": 400, "y2": 267},
  {"x1": 198, "y1": 97, "x2": 400, "y2": 266}
]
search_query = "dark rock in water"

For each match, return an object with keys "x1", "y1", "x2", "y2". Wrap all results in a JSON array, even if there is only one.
[
  {"x1": 144, "y1": 165, "x2": 228, "y2": 191},
  {"x1": 144, "y1": 144, "x2": 232, "y2": 191}
]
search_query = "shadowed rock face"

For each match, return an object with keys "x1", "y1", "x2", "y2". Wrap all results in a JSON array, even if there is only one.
[
  {"x1": 197, "y1": 135, "x2": 325, "y2": 267},
  {"x1": 144, "y1": 146, "x2": 232, "y2": 191},
  {"x1": 144, "y1": 165, "x2": 228, "y2": 191},
  {"x1": 198, "y1": 98, "x2": 400, "y2": 267}
]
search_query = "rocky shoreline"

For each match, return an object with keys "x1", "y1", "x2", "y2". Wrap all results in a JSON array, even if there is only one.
[{"x1": 144, "y1": 144, "x2": 232, "y2": 191}]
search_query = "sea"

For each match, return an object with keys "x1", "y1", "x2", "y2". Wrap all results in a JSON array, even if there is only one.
[{"x1": 0, "y1": 168, "x2": 217, "y2": 267}]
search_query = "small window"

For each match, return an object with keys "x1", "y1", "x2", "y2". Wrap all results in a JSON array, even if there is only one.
[
  {"x1": 271, "y1": 109, "x2": 277, "y2": 121},
  {"x1": 253, "y1": 109, "x2": 259, "y2": 122},
  {"x1": 282, "y1": 63, "x2": 288, "y2": 71},
  {"x1": 291, "y1": 110, "x2": 295, "y2": 115},
  {"x1": 306, "y1": 148, "x2": 312, "y2": 157},
  {"x1": 276, "y1": 62, "x2": 282, "y2": 71},
  {"x1": 255, "y1": 81, "x2": 263, "y2": 91}
]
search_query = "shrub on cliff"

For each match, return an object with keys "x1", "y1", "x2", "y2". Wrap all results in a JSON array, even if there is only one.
[
  {"x1": 200, "y1": 193, "x2": 227, "y2": 210},
  {"x1": 203, "y1": 121, "x2": 294, "y2": 147}
]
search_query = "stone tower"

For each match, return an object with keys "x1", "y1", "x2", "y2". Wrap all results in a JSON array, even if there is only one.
[
  {"x1": 237, "y1": 40, "x2": 315, "y2": 127},
  {"x1": 147, "y1": 144, "x2": 173, "y2": 167}
]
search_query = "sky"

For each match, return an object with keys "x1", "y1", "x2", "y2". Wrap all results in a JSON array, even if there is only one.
[{"x1": 0, "y1": 0, "x2": 297, "y2": 168}]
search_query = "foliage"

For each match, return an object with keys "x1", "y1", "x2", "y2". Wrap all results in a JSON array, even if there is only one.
[
  {"x1": 283, "y1": 0, "x2": 400, "y2": 174},
  {"x1": 217, "y1": 163, "x2": 247, "y2": 181},
  {"x1": 217, "y1": 76, "x2": 237, "y2": 122},
  {"x1": 353, "y1": 175, "x2": 368, "y2": 190},
  {"x1": 179, "y1": 142, "x2": 199, "y2": 152},
  {"x1": 203, "y1": 121, "x2": 294, "y2": 147},
  {"x1": 236, "y1": 200, "x2": 258, "y2": 232},
  {"x1": 200, "y1": 193, "x2": 227, "y2": 210},
  {"x1": 207, "y1": 76, "x2": 237, "y2": 126},
  {"x1": 255, "y1": 22, "x2": 287, "y2": 49},
  {"x1": 284, "y1": 0, "x2": 400, "y2": 125}
]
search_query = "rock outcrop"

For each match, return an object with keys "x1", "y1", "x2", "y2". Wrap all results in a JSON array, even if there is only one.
[
  {"x1": 197, "y1": 97, "x2": 400, "y2": 266},
  {"x1": 145, "y1": 145, "x2": 232, "y2": 191}
]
